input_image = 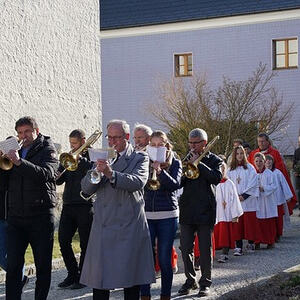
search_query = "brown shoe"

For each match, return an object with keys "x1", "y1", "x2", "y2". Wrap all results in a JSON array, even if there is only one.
[
  {"x1": 160, "y1": 296, "x2": 170, "y2": 300},
  {"x1": 141, "y1": 296, "x2": 151, "y2": 300}
]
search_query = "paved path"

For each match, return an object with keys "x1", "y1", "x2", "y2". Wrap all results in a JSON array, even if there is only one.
[{"x1": 0, "y1": 214, "x2": 299, "y2": 299}]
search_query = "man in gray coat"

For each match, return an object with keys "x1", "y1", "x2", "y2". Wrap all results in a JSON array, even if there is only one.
[{"x1": 80, "y1": 119, "x2": 155, "y2": 300}]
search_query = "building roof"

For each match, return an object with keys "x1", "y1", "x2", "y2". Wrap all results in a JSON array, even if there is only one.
[{"x1": 100, "y1": 0, "x2": 300, "y2": 30}]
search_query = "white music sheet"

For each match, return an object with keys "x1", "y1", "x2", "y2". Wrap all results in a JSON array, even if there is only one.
[
  {"x1": 146, "y1": 145, "x2": 167, "y2": 163},
  {"x1": 0, "y1": 137, "x2": 20, "y2": 154},
  {"x1": 88, "y1": 148, "x2": 116, "y2": 162}
]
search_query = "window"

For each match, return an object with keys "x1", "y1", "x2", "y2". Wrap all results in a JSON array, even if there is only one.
[
  {"x1": 174, "y1": 53, "x2": 192, "y2": 77},
  {"x1": 273, "y1": 38, "x2": 298, "y2": 69}
]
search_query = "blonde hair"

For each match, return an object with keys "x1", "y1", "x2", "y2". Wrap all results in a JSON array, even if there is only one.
[{"x1": 150, "y1": 130, "x2": 173, "y2": 150}]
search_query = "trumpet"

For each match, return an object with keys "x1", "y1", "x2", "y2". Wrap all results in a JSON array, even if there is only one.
[
  {"x1": 181, "y1": 150, "x2": 194, "y2": 164},
  {"x1": 59, "y1": 130, "x2": 102, "y2": 172},
  {"x1": 0, "y1": 139, "x2": 25, "y2": 171},
  {"x1": 183, "y1": 136, "x2": 219, "y2": 179},
  {"x1": 80, "y1": 148, "x2": 117, "y2": 201},
  {"x1": 89, "y1": 147, "x2": 117, "y2": 184}
]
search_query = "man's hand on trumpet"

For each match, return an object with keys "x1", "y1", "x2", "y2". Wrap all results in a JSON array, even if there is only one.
[
  {"x1": 187, "y1": 151, "x2": 199, "y2": 164},
  {"x1": 6, "y1": 149, "x2": 21, "y2": 166},
  {"x1": 95, "y1": 159, "x2": 113, "y2": 179}
]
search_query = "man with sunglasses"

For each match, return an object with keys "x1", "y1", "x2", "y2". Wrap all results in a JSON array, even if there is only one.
[{"x1": 178, "y1": 128, "x2": 222, "y2": 297}]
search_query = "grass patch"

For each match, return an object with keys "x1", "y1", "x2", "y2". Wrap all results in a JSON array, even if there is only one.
[
  {"x1": 223, "y1": 269, "x2": 300, "y2": 300},
  {"x1": 25, "y1": 231, "x2": 81, "y2": 265},
  {"x1": 281, "y1": 275, "x2": 300, "y2": 289}
]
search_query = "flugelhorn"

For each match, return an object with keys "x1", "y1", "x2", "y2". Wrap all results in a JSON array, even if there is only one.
[
  {"x1": 89, "y1": 147, "x2": 117, "y2": 184},
  {"x1": 183, "y1": 136, "x2": 219, "y2": 179},
  {"x1": 147, "y1": 167, "x2": 161, "y2": 190},
  {"x1": 79, "y1": 147, "x2": 117, "y2": 201},
  {"x1": 59, "y1": 130, "x2": 102, "y2": 172},
  {"x1": 0, "y1": 139, "x2": 25, "y2": 171}
]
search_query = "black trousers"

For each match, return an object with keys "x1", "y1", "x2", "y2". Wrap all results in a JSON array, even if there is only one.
[
  {"x1": 6, "y1": 214, "x2": 55, "y2": 300},
  {"x1": 93, "y1": 286, "x2": 140, "y2": 300},
  {"x1": 180, "y1": 224, "x2": 213, "y2": 287},
  {"x1": 58, "y1": 204, "x2": 93, "y2": 281}
]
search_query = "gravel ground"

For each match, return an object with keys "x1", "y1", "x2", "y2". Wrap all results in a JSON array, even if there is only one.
[{"x1": 0, "y1": 214, "x2": 299, "y2": 299}]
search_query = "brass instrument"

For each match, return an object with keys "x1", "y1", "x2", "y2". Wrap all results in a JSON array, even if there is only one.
[
  {"x1": 147, "y1": 168, "x2": 161, "y2": 190},
  {"x1": 0, "y1": 139, "x2": 25, "y2": 171},
  {"x1": 181, "y1": 150, "x2": 194, "y2": 164},
  {"x1": 80, "y1": 147, "x2": 117, "y2": 200},
  {"x1": 183, "y1": 136, "x2": 219, "y2": 179},
  {"x1": 80, "y1": 190, "x2": 96, "y2": 201},
  {"x1": 147, "y1": 147, "x2": 173, "y2": 191},
  {"x1": 89, "y1": 147, "x2": 117, "y2": 184},
  {"x1": 59, "y1": 129, "x2": 102, "y2": 172},
  {"x1": 0, "y1": 155, "x2": 13, "y2": 171}
]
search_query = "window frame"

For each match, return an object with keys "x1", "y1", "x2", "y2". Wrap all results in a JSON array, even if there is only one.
[
  {"x1": 273, "y1": 37, "x2": 298, "y2": 70},
  {"x1": 174, "y1": 53, "x2": 193, "y2": 77}
]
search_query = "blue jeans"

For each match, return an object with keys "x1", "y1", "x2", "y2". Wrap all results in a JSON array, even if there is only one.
[
  {"x1": 0, "y1": 220, "x2": 7, "y2": 271},
  {"x1": 140, "y1": 217, "x2": 178, "y2": 297}
]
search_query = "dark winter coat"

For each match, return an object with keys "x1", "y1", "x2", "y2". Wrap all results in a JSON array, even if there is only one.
[
  {"x1": 179, "y1": 152, "x2": 222, "y2": 228},
  {"x1": 1, "y1": 134, "x2": 59, "y2": 217}
]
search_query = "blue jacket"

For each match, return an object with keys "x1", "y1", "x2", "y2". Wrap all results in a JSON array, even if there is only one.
[{"x1": 144, "y1": 155, "x2": 182, "y2": 212}]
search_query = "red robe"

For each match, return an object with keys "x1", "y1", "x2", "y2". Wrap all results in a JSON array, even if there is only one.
[{"x1": 248, "y1": 146, "x2": 297, "y2": 214}]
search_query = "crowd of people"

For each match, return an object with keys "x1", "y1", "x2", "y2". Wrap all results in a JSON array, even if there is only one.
[{"x1": 0, "y1": 115, "x2": 299, "y2": 300}]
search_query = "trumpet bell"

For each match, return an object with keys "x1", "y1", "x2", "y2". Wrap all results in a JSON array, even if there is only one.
[
  {"x1": 184, "y1": 163, "x2": 199, "y2": 179},
  {"x1": 147, "y1": 179, "x2": 161, "y2": 191},
  {"x1": 59, "y1": 129, "x2": 102, "y2": 172},
  {"x1": 90, "y1": 169, "x2": 102, "y2": 184},
  {"x1": 59, "y1": 153, "x2": 78, "y2": 171},
  {"x1": 0, "y1": 156, "x2": 13, "y2": 171}
]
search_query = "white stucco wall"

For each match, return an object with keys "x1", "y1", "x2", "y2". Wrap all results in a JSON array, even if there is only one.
[{"x1": 0, "y1": 0, "x2": 101, "y2": 151}]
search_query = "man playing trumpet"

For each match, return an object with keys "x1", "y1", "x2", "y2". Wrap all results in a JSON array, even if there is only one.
[
  {"x1": 80, "y1": 119, "x2": 155, "y2": 300},
  {"x1": 178, "y1": 128, "x2": 222, "y2": 298}
]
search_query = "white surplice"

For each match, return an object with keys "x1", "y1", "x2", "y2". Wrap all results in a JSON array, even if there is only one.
[
  {"x1": 227, "y1": 163, "x2": 259, "y2": 212},
  {"x1": 215, "y1": 179, "x2": 243, "y2": 223},
  {"x1": 256, "y1": 168, "x2": 278, "y2": 219},
  {"x1": 272, "y1": 168, "x2": 293, "y2": 205}
]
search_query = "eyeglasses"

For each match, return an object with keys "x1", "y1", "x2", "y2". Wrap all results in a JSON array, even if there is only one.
[
  {"x1": 188, "y1": 140, "x2": 205, "y2": 145},
  {"x1": 105, "y1": 135, "x2": 124, "y2": 140}
]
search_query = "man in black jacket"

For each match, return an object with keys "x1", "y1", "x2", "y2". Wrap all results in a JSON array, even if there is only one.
[
  {"x1": 1, "y1": 116, "x2": 59, "y2": 300},
  {"x1": 178, "y1": 128, "x2": 222, "y2": 298},
  {"x1": 56, "y1": 129, "x2": 93, "y2": 289}
]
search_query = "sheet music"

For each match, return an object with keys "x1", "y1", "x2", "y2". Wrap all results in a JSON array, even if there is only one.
[
  {"x1": 88, "y1": 148, "x2": 116, "y2": 162},
  {"x1": 0, "y1": 137, "x2": 21, "y2": 154},
  {"x1": 146, "y1": 146, "x2": 167, "y2": 163}
]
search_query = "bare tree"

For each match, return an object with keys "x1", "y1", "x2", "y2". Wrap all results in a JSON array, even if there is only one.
[{"x1": 149, "y1": 63, "x2": 294, "y2": 157}]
